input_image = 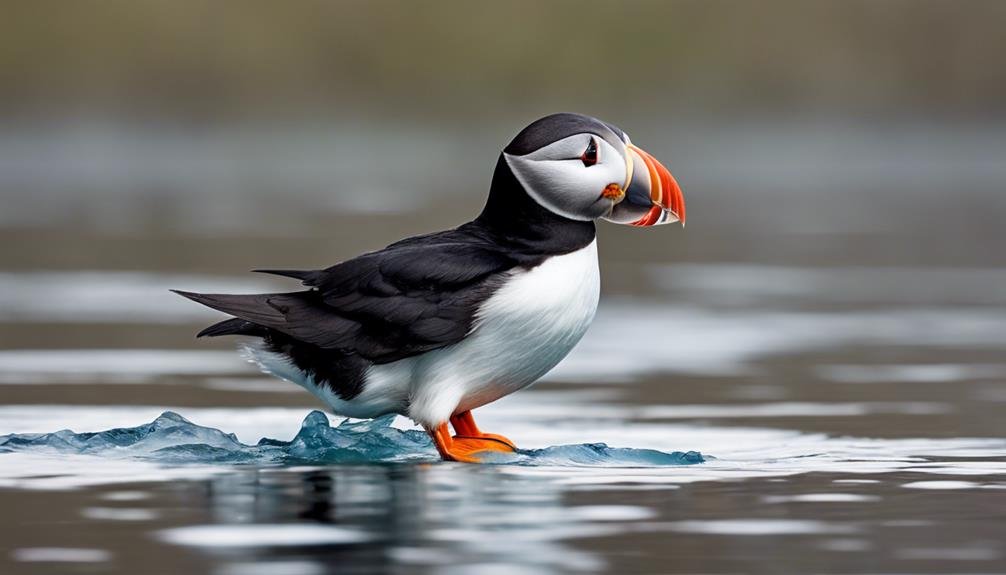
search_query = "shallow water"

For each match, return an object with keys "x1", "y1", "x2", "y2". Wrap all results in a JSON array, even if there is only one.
[
  {"x1": 2, "y1": 259, "x2": 1005, "y2": 574},
  {"x1": 2, "y1": 120, "x2": 1006, "y2": 573}
]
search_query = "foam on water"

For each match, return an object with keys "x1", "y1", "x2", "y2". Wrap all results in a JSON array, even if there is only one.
[
  {"x1": 0, "y1": 410, "x2": 704, "y2": 467},
  {"x1": 2, "y1": 401, "x2": 1004, "y2": 492}
]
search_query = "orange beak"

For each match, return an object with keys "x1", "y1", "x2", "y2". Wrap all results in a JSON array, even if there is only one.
[{"x1": 603, "y1": 144, "x2": 685, "y2": 227}]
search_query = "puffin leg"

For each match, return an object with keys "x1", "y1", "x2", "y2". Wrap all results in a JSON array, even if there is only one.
[
  {"x1": 449, "y1": 410, "x2": 517, "y2": 450},
  {"x1": 428, "y1": 422, "x2": 477, "y2": 463},
  {"x1": 426, "y1": 420, "x2": 515, "y2": 463}
]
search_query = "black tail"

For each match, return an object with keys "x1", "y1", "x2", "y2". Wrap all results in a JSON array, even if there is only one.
[
  {"x1": 196, "y1": 318, "x2": 267, "y2": 338},
  {"x1": 171, "y1": 289, "x2": 284, "y2": 321},
  {"x1": 253, "y1": 269, "x2": 316, "y2": 282},
  {"x1": 171, "y1": 289, "x2": 286, "y2": 339}
]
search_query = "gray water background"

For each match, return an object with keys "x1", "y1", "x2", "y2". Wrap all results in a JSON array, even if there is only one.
[{"x1": 2, "y1": 2, "x2": 1005, "y2": 573}]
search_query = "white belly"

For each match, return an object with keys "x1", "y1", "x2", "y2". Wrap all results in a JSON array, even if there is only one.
[
  {"x1": 367, "y1": 239, "x2": 600, "y2": 426},
  {"x1": 245, "y1": 240, "x2": 600, "y2": 426}
]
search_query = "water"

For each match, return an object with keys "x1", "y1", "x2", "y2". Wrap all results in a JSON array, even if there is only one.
[
  {"x1": 2, "y1": 121, "x2": 1006, "y2": 574},
  {"x1": 0, "y1": 410, "x2": 704, "y2": 466},
  {"x1": 2, "y1": 263, "x2": 1004, "y2": 573}
]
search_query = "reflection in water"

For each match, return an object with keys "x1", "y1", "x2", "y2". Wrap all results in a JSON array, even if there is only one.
[{"x1": 170, "y1": 465, "x2": 617, "y2": 573}]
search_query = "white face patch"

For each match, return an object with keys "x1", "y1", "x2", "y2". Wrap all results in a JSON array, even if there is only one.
[{"x1": 504, "y1": 133, "x2": 628, "y2": 221}]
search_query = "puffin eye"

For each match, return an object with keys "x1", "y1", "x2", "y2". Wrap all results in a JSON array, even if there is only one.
[{"x1": 580, "y1": 137, "x2": 598, "y2": 167}]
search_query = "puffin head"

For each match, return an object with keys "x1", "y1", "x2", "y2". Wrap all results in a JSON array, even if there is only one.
[{"x1": 502, "y1": 113, "x2": 685, "y2": 227}]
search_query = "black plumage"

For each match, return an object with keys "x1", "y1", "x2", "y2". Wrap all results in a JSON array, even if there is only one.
[
  {"x1": 175, "y1": 228, "x2": 518, "y2": 362},
  {"x1": 175, "y1": 147, "x2": 596, "y2": 400}
]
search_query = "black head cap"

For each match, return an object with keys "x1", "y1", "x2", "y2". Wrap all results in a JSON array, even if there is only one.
[{"x1": 503, "y1": 113, "x2": 627, "y2": 156}]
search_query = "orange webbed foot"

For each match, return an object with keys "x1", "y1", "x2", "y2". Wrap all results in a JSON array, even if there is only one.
[
  {"x1": 426, "y1": 411, "x2": 517, "y2": 463},
  {"x1": 450, "y1": 410, "x2": 516, "y2": 450},
  {"x1": 447, "y1": 435, "x2": 515, "y2": 461}
]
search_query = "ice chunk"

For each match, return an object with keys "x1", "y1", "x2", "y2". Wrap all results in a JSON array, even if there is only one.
[{"x1": 0, "y1": 410, "x2": 704, "y2": 467}]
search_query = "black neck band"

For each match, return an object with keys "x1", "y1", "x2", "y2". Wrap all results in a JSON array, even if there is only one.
[{"x1": 473, "y1": 155, "x2": 596, "y2": 256}]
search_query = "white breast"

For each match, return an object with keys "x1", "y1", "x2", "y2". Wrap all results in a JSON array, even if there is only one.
[
  {"x1": 250, "y1": 240, "x2": 601, "y2": 426},
  {"x1": 401, "y1": 239, "x2": 600, "y2": 426}
]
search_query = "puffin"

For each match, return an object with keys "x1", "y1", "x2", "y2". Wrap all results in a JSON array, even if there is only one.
[{"x1": 174, "y1": 113, "x2": 685, "y2": 462}]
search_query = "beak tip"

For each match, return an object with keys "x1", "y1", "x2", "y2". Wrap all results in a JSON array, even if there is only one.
[{"x1": 608, "y1": 144, "x2": 685, "y2": 228}]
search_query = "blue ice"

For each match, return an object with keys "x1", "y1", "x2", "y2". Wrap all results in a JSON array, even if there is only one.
[{"x1": 0, "y1": 410, "x2": 704, "y2": 467}]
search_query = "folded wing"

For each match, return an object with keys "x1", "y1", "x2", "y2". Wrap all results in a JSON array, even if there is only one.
[{"x1": 175, "y1": 231, "x2": 518, "y2": 365}]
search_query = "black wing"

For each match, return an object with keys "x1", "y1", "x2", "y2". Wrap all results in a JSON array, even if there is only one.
[{"x1": 175, "y1": 226, "x2": 519, "y2": 365}]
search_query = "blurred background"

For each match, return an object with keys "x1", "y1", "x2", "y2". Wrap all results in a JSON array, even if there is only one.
[
  {"x1": 2, "y1": 2, "x2": 1006, "y2": 574},
  {"x1": 3, "y1": 0, "x2": 1005, "y2": 273}
]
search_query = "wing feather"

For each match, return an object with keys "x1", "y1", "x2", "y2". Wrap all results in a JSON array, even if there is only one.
[{"x1": 175, "y1": 226, "x2": 520, "y2": 364}]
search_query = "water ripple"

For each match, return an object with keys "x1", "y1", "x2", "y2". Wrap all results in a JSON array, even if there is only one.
[{"x1": 0, "y1": 410, "x2": 704, "y2": 468}]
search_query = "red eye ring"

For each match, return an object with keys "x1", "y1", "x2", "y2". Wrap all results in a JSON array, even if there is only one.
[{"x1": 580, "y1": 137, "x2": 598, "y2": 167}]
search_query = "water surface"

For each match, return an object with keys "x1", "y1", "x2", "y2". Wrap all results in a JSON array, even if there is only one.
[{"x1": 1, "y1": 121, "x2": 1005, "y2": 574}]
